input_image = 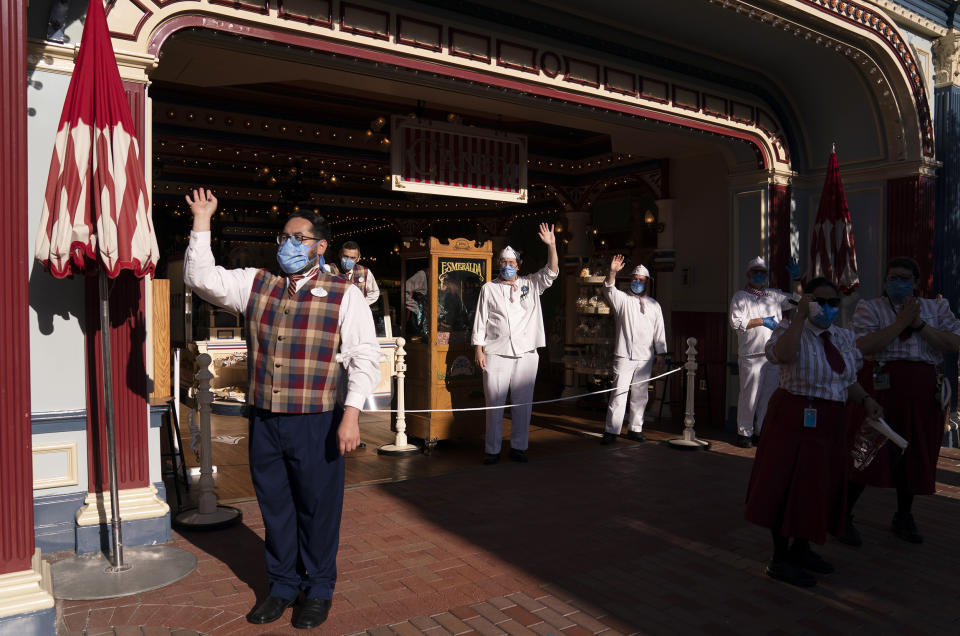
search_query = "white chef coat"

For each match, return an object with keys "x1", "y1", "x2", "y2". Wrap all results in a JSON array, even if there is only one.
[
  {"x1": 729, "y1": 287, "x2": 794, "y2": 356},
  {"x1": 602, "y1": 283, "x2": 667, "y2": 361},
  {"x1": 472, "y1": 267, "x2": 558, "y2": 356},
  {"x1": 182, "y1": 231, "x2": 381, "y2": 411}
]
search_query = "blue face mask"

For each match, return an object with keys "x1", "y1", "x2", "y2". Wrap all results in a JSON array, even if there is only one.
[
  {"x1": 277, "y1": 236, "x2": 316, "y2": 274},
  {"x1": 750, "y1": 272, "x2": 768, "y2": 286},
  {"x1": 886, "y1": 280, "x2": 914, "y2": 303},
  {"x1": 500, "y1": 265, "x2": 517, "y2": 280},
  {"x1": 630, "y1": 280, "x2": 645, "y2": 294},
  {"x1": 811, "y1": 304, "x2": 840, "y2": 329},
  {"x1": 341, "y1": 257, "x2": 356, "y2": 272}
]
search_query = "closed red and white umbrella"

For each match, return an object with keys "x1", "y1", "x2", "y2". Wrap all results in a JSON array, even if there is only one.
[
  {"x1": 810, "y1": 150, "x2": 859, "y2": 294},
  {"x1": 35, "y1": 0, "x2": 158, "y2": 278},
  {"x1": 34, "y1": 0, "x2": 158, "y2": 571}
]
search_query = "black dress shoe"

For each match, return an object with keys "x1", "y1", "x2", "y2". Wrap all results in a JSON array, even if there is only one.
[
  {"x1": 508, "y1": 448, "x2": 528, "y2": 463},
  {"x1": 600, "y1": 432, "x2": 618, "y2": 445},
  {"x1": 837, "y1": 515, "x2": 862, "y2": 547},
  {"x1": 735, "y1": 435, "x2": 753, "y2": 448},
  {"x1": 246, "y1": 595, "x2": 297, "y2": 624},
  {"x1": 483, "y1": 453, "x2": 500, "y2": 465},
  {"x1": 892, "y1": 512, "x2": 923, "y2": 543},
  {"x1": 626, "y1": 431, "x2": 646, "y2": 442},
  {"x1": 752, "y1": 434, "x2": 761, "y2": 447},
  {"x1": 787, "y1": 545, "x2": 835, "y2": 574},
  {"x1": 765, "y1": 559, "x2": 816, "y2": 587},
  {"x1": 292, "y1": 598, "x2": 332, "y2": 630}
]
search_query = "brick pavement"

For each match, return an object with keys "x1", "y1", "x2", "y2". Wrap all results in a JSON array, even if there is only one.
[{"x1": 55, "y1": 433, "x2": 960, "y2": 635}]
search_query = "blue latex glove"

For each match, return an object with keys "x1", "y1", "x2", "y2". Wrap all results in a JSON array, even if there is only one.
[
  {"x1": 762, "y1": 316, "x2": 778, "y2": 330},
  {"x1": 786, "y1": 257, "x2": 802, "y2": 280}
]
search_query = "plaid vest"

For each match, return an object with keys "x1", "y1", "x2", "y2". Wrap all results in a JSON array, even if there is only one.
[
  {"x1": 245, "y1": 270, "x2": 349, "y2": 413},
  {"x1": 332, "y1": 263, "x2": 369, "y2": 295}
]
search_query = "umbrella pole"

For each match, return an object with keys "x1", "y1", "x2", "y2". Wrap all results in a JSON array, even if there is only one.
[{"x1": 99, "y1": 268, "x2": 126, "y2": 571}]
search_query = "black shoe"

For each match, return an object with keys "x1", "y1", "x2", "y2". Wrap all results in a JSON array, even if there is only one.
[
  {"x1": 837, "y1": 515, "x2": 862, "y2": 547},
  {"x1": 752, "y1": 434, "x2": 761, "y2": 447},
  {"x1": 292, "y1": 598, "x2": 332, "y2": 630},
  {"x1": 483, "y1": 453, "x2": 500, "y2": 465},
  {"x1": 735, "y1": 435, "x2": 753, "y2": 448},
  {"x1": 765, "y1": 559, "x2": 816, "y2": 587},
  {"x1": 787, "y1": 545, "x2": 835, "y2": 574},
  {"x1": 246, "y1": 595, "x2": 297, "y2": 624},
  {"x1": 626, "y1": 431, "x2": 646, "y2": 442},
  {"x1": 892, "y1": 512, "x2": 923, "y2": 544},
  {"x1": 600, "y1": 432, "x2": 618, "y2": 445},
  {"x1": 508, "y1": 448, "x2": 528, "y2": 463}
]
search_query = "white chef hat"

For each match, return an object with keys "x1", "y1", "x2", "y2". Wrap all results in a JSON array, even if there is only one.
[
  {"x1": 747, "y1": 256, "x2": 768, "y2": 271},
  {"x1": 632, "y1": 264, "x2": 650, "y2": 277},
  {"x1": 500, "y1": 246, "x2": 520, "y2": 260}
]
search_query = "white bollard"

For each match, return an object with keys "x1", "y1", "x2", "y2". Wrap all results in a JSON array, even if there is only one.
[
  {"x1": 667, "y1": 337, "x2": 711, "y2": 450},
  {"x1": 379, "y1": 337, "x2": 421, "y2": 456},
  {"x1": 172, "y1": 353, "x2": 242, "y2": 529}
]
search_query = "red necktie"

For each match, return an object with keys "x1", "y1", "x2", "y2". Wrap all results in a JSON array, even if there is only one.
[
  {"x1": 819, "y1": 331, "x2": 846, "y2": 374},
  {"x1": 287, "y1": 275, "x2": 304, "y2": 297}
]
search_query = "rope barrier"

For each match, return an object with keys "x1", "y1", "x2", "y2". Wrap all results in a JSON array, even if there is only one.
[{"x1": 363, "y1": 365, "x2": 684, "y2": 414}]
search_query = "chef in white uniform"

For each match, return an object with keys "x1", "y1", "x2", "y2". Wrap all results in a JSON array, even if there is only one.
[
  {"x1": 729, "y1": 256, "x2": 801, "y2": 448},
  {"x1": 601, "y1": 255, "x2": 667, "y2": 444},
  {"x1": 472, "y1": 223, "x2": 558, "y2": 464}
]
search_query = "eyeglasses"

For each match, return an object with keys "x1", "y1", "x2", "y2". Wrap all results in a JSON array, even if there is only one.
[
  {"x1": 276, "y1": 232, "x2": 321, "y2": 245},
  {"x1": 814, "y1": 297, "x2": 841, "y2": 308},
  {"x1": 886, "y1": 275, "x2": 913, "y2": 283}
]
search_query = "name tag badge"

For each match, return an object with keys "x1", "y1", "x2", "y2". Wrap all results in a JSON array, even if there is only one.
[
  {"x1": 803, "y1": 408, "x2": 817, "y2": 428},
  {"x1": 310, "y1": 287, "x2": 328, "y2": 298},
  {"x1": 873, "y1": 373, "x2": 891, "y2": 391}
]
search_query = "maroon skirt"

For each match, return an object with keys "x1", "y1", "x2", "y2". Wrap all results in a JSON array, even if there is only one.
[
  {"x1": 847, "y1": 361, "x2": 944, "y2": 495},
  {"x1": 745, "y1": 389, "x2": 848, "y2": 544}
]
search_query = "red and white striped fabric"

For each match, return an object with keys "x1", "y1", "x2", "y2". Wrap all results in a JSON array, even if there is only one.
[
  {"x1": 810, "y1": 151, "x2": 859, "y2": 294},
  {"x1": 35, "y1": 0, "x2": 158, "y2": 279}
]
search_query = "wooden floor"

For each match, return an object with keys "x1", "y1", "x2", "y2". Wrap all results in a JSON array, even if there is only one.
[{"x1": 160, "y1": 401, "x2": 694, "y2": 510}]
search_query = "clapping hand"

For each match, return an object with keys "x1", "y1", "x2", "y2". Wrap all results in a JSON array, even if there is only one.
[
  {"x1": 896, "y1": 297, "x2": 921, "y2": 328},
  {"x1": 538, "y1": 222, "x2": 556, "y2": 245}
]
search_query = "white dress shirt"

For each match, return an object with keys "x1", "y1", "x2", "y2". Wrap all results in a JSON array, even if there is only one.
[
  {"x1": 765, "y1": 319, "x2": 862, "y2": 402},
  {"x1": 729, "y1": 288, "x2": 794, "y2": 356},
  {"x1": 331, "y1": 264, "x2": 381, "y2": 305},
  {"x1": 183, "y1": 231, "x2": 381, "y2": 410},
  {"x1": 602, "y1": 283, "x2": 667, "y2": 361},
  {"x1": 850, "y1": 296, "x2": 960, "y2": 365},
  {"x1": 472, "y1": 266, "x2": 558, "y2": 356}
]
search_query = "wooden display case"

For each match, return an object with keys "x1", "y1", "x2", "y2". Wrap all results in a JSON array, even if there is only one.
[{"x1": 401, "y1": 237, "x2": 492, "y2": 443}]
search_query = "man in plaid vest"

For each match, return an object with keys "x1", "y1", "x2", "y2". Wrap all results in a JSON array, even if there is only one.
[
  {"x1": 328, "y1": 239, "x2": 380, "y2": 305},
  {"x1": 184, "y1": 188, "x2": 381, "y2": 630}
]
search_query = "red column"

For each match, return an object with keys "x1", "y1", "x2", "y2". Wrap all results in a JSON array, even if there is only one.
[
  {"x1": 84, "y1": 82, "x2": 151, "y2": 492},
  {"x1": 768, "y1": 183, "x2": 791, "y2": 291},
  {"x1": 0, "y1": 0, "x2": 34, "y2": 574},
  {"x1": 887, "y1": 176, "x2": 935, "y2": 293}
]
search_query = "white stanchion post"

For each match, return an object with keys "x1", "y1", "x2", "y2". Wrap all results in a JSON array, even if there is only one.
[
  {"x1": 667, "y1": 337, "x2": 710, "y2": 450},
  {"x1": 379, "y1": 337, "x2": 421, "y2": 456},
  {"x1": 172, "y1": 353, "x2": 242, "y2": 529}
]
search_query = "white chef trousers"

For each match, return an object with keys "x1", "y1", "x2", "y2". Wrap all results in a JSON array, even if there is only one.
[
  {"x1": 482, "y1": 351, "x2": 539, "y2": 454},
  {"x1": 736, "y1": 353, "x2": 779, "y2": 437},
  {"x1": 605, "y1": 356, "x2": 655, "y2": 434}
]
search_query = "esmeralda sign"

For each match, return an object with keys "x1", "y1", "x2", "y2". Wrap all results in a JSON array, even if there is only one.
[{"x1": 391, "y1": 117, "x2": 527, "y2": 203}]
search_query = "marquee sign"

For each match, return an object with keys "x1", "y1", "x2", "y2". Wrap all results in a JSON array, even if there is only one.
[{"x1": 391, "y1": 117, "x2": 527, "y2": 202}]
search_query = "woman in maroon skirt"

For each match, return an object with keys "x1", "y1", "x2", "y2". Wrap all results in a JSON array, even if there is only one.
[
  {"x1": 745, "y1": 278, "x2": 882, "y2": 587},
  {"x1": 842, "y1": 257, "x2": 960, "y2": 545}
]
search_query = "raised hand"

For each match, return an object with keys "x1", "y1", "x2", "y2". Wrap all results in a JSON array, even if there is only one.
[
  {"x1": 786, "y1": 257, "x2": 802, "y2": 280},
  {"x1": 538, "y1": 222, "x2": 556, "y2": 245},
  {"x1": 796, "y1": 293, "x2": 814, "y2": 319},
  {"x1": 610, "y1": 254, "x2": 626, "y2": 274},
  {"x1": 185, "y1": 188, "x2": 217, "y2": 219}
]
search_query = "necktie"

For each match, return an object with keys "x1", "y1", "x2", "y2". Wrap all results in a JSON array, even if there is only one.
[
  {"x1": 287, "y1": 266, "x2": 319, "y2": 298},
  {"x1": 819, "y1": 331, "x2": 846, "y2": 374}
]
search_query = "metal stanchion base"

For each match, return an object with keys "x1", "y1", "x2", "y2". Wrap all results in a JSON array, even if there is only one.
[
  {"x1": 173, "y1": 506, "x2": 243, "y2": 531},
  {"x1": 378, "y1": 443, "x2": 422, "y2": 456},
  {"x1": 666, "y1": 437, "x2": 712, "y2": 451},
  {"x1": 51, "y1": 545, "x2": 197, "y2": 600}
]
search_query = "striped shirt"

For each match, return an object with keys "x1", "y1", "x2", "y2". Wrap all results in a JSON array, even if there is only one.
[
  {"x1": 850, "y1": 297, "x2": 960, "y2": 365},
  {"x1": 765, "y1": 319, "x2": 862, "y2": 402}
]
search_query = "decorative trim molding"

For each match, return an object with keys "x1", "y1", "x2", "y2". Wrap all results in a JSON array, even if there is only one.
[
  {"x1": 933, "y1": 30, "x2": 960, "y2": 89},
  {"x1": 32, "y1": 442, "x2": 79, "y2": 490},
  {"x1": 0, "y1": 550, "x2": 54, "y2": 620},
  {"x1": 26, "y1": 39, "x2": 158, "y2": 83},
  {"x1": 865, "y1": 0, "x2": 948, "y2": 37},
  {"x1": 74, "y1": 485, "x2": 170, "y2": 526}
]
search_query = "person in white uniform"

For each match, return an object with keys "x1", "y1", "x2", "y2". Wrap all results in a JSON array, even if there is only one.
[
  {"x1": 472, "y1": 223, "x2": 558, "y2": 464},
  {"x1": 729, "y1": 256, "x2": 802, "y2": 448},
  {"x1": 601, "y1": 255, "x2": 667, "y2": 444}
]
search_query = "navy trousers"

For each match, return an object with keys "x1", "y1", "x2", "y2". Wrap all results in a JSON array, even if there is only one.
[{"x1": 248, "y1": 406, "x2": 344, "y2": 601}]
